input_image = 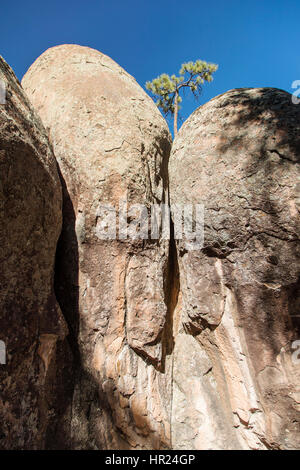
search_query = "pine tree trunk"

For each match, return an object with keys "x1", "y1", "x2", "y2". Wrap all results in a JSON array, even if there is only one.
[{"x1": 174, "y1": 90, "x2": 178, "y2": 137}]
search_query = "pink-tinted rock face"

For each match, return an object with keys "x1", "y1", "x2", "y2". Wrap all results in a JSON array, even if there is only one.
[
  {"x1": 169, "y1": 88, "x2": 300, "y2": 449},
  {"x1": 22, "y1": 45, "x2": 172, "y2": 449},
  {"x1": 0, "y1": 56, "x2": 71, "y2": 449}
]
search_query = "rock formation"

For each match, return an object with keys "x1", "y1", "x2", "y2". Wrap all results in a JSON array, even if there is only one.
[
  {"x1": 169, "y1": 88, "x2": 300, "y2": 449},
  {"x1": 0, "y1": 43, "x2": 298, "y2": 450},
  {"x1": 22, "y1": 45, "x2": 172, "y2": 449},
  {"x1": 0, "y1": 56, "x2": 72, "y2": 449}
]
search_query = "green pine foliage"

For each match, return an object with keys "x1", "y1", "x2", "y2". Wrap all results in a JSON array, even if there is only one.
[{"x1": 145, "y1": 59, "x2": 218, "y2": 135}]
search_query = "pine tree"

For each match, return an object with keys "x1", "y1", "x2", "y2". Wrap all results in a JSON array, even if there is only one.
[{"x1": 146, "y1": 60, "x2": 218, "y2": 136}]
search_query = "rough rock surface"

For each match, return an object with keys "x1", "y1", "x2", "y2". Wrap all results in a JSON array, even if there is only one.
[
  {"x1": 169, "y1": 88, "x2": 300, "y2": 449},
  {"x1": 22, "y1": 45, "x2": 172, "y2": 449},
  {"x1": 0, "y1": 56, "x2": 71, "y2": 449}
]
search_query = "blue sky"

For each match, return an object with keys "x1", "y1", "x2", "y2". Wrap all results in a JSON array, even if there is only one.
[{"x1": 1, "y1": 0, "x2": 299, "y2": 132}]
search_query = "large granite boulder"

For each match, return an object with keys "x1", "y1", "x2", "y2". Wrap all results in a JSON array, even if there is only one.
[
  {"x1": 0, "y1": 56, "x2": 71, "y2": 449},
  {"x1": 169, "y1": 88, "x2": 300, "y2": 449},
  {"x1": 22, "y1": 45, "x2": 172, "y2": 449}
]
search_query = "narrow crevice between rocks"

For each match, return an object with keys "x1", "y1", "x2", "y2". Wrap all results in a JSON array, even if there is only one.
[
  {"x1": 52, "y1": 164, "x2": 79, "y2": 449},
  {"x1": 162, "y1": 133, "x2": 180, "y2": 449},
  {"x1": 54, "y1": 165, "x2": 80, "y2": 365},
  {"x1": 162, "y1": 219, "x2": 180, "y2": 360},
  {"x1": 161, "y1": 217, "x2": 180, "y2": 449}
]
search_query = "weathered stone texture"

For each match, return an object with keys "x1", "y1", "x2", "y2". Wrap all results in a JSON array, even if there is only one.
[
  {"x1": 13, "y1": 47, "x2": 300, "y2": 451},
  {"x1": 0, "y1": 56, "x2": 71, "y2": 449},
  {"x1": 22, "y1": 45, "x2": 172, "y2": 449},
  {"x1": 169, "y1": 88, "x2": 300, "y2": 449}
]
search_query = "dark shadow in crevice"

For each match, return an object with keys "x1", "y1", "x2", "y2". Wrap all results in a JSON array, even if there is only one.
[
  {"x1": 161, "y1": 132, "x2": 179, "y2": 372},
  {"x1": 46, "y1": 163, "x2": 80, "y2": 449},
  {"x1": 161, "y1": 218, "x2": 179, "y2": 373},
  {"x1": 54, "y1": 165, "x2": 80, "y2": 363}
]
